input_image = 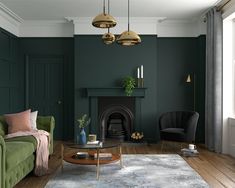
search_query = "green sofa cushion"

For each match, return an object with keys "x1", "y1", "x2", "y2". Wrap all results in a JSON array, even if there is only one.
[
  {"x1": 5, "y1": 141, "x2": 34, "y2": 172},
  {"x1": 5, "y1": 136, "x2": 37, "y2": 149}
]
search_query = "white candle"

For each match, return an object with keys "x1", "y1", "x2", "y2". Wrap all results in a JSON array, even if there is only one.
[
  {"x1": 141, "y1": 65, "x2": 143, "y2": 78},
  {"x1": 137, "y1": 67, "x2": 140, "y2": 78}
]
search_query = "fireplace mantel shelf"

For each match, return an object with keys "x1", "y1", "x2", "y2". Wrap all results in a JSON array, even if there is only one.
[{"x1": 85, "y1": 87, "x2": 147, "y2": 98}]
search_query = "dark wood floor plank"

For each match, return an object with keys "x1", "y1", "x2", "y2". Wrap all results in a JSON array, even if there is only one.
[{"x1": 14, "y1": 141, "x2": 235, "y2": 188}]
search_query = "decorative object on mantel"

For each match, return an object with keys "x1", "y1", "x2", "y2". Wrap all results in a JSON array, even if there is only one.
[
  {"x1": 131, "y1": 131, "x2": 144, "y2": 142},
  {"x1": 77, "y1": 114, "x2": 91, "y2": 145},
  {"x1": 102, "y1": 0, "x2": 115, "y2": 44},
  {"x1": 92, "y1": 0, "x2": 117, "y2": 28},
  {"x1": 116, "y1": 0, "x2": 141, "y2": 46},
  {"x1": 137, "y1": 65, "x2": 144, "y2": 87},
  {"x1": 123, "y1": 76, "x2": 136, "y2": 96},
  {"x1": 186, "y1": 73, "x2": 196, "y2": 110}
]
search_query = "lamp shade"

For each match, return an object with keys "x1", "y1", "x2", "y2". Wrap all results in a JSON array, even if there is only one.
[
  {"x1": 186, "y1": 74, "x2": 192, "y2": 83},
  {"x1": 92, "y1": 13, "x2": 117, "y2": 28},
  {"x1": 102, "y1": 32, "x2": 115, "y2": 44},
  {"x1": 116, "y1": 30, "x2": 141, "y2": 46}
]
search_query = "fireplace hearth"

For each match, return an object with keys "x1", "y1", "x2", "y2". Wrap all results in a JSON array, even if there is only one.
[
  {"x1": 107, "y1": 114, "x2": 126, "y2": 140},
  {"x1": 99, "y1": 97, "x2": 134, "y2": 141}
]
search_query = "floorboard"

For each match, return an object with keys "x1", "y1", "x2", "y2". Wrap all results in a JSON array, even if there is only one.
[{"x1": 14, "y1": 141, "x2": 235, "y2": 188}]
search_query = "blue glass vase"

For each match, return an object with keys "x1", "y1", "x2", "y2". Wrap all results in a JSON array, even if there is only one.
[{"x1": 79, "y1": 128, "x2": 86, "y2": 145}]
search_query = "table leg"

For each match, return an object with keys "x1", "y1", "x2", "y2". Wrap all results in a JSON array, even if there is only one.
[
  {"x1": 120, "y1": 145, "x2": 123, "y2": 168},
  {"x1": 61, "y1": 143, "x2": 64, "y2": 172},
  {"x1": 96, "y1": 148, "x2": 100, "y2": 180}
]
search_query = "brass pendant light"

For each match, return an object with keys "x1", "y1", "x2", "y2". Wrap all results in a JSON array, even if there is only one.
[
  {"x1": 102, "y1": 0, "x2": 115, "y2": 44},
  {"x1": 116, "y1": 0, "x2": 141, "y2": 46},
  {"x1": 92, "y1": 0, "x2": 117, "y2": 28},
  {"x1": 102, "y1": 29, "x2": 115, "y2": 44}
]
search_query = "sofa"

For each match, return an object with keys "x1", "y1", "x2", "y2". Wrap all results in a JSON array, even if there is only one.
[{"x1": 0, "y1": 116, "x2": 55, "y2": 188}]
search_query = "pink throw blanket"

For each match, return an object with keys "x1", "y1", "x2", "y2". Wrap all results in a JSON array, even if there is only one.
[{"x1": 5, "y1": 130, "x2": 50, "y2": 176}]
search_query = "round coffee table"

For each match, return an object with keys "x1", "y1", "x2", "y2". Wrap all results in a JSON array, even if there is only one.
[{"x1": 61, "y1": 140, "x2": 123, "y2": 179}]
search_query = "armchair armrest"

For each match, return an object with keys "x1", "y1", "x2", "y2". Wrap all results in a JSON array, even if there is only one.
[
  {"x1": 36, "y1": 116, "x2": 55, "y2": 155},
  {"x1": 185, "y1": 112, "x2": 199, "y2": 143},
  {"x1": 0, "y1": 135, "x2": 6, "y2": 188}
]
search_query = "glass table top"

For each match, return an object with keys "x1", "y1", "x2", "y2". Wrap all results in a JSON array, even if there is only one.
[{"x1": 64, "y1": 139, "x2": 121, "y2": 149}]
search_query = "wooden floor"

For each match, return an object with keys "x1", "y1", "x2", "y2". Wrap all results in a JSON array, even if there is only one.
[{"x1": 15, "y1": 141, "x2": 235, "y2": 188}]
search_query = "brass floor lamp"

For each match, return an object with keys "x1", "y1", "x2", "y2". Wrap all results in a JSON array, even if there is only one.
[{"x1": 186, "y1": 73, "x2": 196, "y2": 111}]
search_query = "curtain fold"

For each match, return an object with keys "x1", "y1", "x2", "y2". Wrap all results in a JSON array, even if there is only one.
[{"x1": 205, "y1": 8, "x2": 223, "y2": 153}]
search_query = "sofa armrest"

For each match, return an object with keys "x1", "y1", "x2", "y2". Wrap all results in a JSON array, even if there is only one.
[
  {"x1": 0, "y1": 135, "x2": 6, "y2": 188},
  {"x1": 36, "y1": 116, "x2": 55, "y2": 132},
  {"x1": 36, "y1": 116, "x2": 55, "y2": 155}
]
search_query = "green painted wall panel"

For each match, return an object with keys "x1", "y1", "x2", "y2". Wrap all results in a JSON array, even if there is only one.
[
  {"x1": 75, "y1": 35, "x2": 205, "y2": 142},
  {"x1": 75, "y1": 35, "x2": 158, "y2": 141},
  {"x1": 157, "y1": 38, "x2": 197, "y2": 112},
  {"x1": 0, "y1": 29, "x2": 205, "y2": 142},
  {"x1": 19, "y1": 38, "x2": 74, "y2": 140},
  {"x1": 0, "y1": 28, "x2": 23, "y2": 114}
]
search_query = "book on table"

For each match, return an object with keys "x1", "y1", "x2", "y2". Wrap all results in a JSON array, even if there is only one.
[
  {"x1": 85, "y1": 141, "x2": 103, "y2": 148},
  {"x1": 94, "y1": 153, "x2": 112, "y2": 160},
  {"x1": 87, "y1": 140, "x2": 99, "y2": 145},
  {"x1": 181, "y1": 148, "x2": 199, "y2": 157},
  {"x1": 73, "y1": 152, "x2": 89, "y2": 159}
]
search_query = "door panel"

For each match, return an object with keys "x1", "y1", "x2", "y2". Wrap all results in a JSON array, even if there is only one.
[{"x1": 28, "y1": 55, "x2": 64, "y2": 139}]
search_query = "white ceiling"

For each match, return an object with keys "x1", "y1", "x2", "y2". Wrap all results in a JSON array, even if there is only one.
[{"x1": 0, "y1": 0, "x2": 221, "y2": 21}]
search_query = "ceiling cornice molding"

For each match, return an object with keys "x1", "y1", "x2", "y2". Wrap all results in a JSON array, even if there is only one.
[
  {"x1": 22, "y1": 20, "x2": 69, "y2": 26},
  {"x1": 66, "y1": 17, "x2": 170, "y2": 24},
  {"x1": 65, "y1": 16, "x2": 205, "y2": 37},
  {"x1": 0, "y1": 2, "x2": 22, "y2": 36},
  {"x1": 19, "y1": 20, "x2": 73, "y2": 37},
  {"x1": 0, "y1": 2, "x2": 23, "y2": 24}
]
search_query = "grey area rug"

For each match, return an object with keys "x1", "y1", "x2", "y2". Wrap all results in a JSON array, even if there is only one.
[{"x1": 45, "y1": 154, "x2": 209, "y2": 188}]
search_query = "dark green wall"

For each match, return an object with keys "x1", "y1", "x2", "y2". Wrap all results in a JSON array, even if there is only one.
[
  {"x1": 0, "y1": 28, "x2": 24, "y2": 114},
  {"x1": 0, "y1": 28, "x2": 205, "y2": 142},
  {"x1": 75, "y1": 35, "x2": 206, "y2": 142},
  {"x1": 19, "y1": 38, "x2": 74, "y2": 140},
  {"x1": 157, "y1": 37, "x2": 205, "y2": 142}
]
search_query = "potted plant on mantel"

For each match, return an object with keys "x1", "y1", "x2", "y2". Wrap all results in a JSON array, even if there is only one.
[
  {"x1": 77, "y1": 114, "x2": 91, "y2": 145},
  {"x1": 123, "y1": 76, "x2": 136, "y2": 96}
]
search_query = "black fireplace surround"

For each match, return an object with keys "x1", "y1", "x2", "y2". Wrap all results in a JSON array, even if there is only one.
[{"x1": 86, "y1": 87, "x2": 146, "y2": 141}]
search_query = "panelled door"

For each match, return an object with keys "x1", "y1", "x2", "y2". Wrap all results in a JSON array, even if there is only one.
[{"x1": 27, "y1": 55, "x2": 64, "y2": 139}]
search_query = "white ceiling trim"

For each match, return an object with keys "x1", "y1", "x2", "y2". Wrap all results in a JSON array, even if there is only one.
[
  {"x1": 0, "y1": 2, "x2": 23, "y2": 23},
  {"x1": 19, "y1": 20, "x2": 74, "y2": 37},
  {"x1": 0, "y1": 2, "x2": 22, "y2": 36},
  {"x1": 0, "y1": 13, "x2": 206, "y2": 38},
  {"x1": 66, "y1": 17, "x2": 206, "y2": 37}
]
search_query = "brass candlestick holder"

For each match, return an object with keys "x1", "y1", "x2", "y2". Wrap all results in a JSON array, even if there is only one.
[{"x1": 137, "y1": 78, "x2": 144, "y2": 88}]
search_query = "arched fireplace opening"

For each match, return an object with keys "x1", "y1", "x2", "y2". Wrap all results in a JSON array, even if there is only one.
[{"x1": 100, "y1": 105, "x2": 134, "y2": 141}]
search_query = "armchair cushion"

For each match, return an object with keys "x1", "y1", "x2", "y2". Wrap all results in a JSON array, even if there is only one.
[{"x1": 160, "y1": 128, "x2": 185, "y2": 142}]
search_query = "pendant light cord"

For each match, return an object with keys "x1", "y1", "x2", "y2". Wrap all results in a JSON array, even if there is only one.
[
  {"x1": 103, "y1": 0, "x2": 105, "y2": 15},
  {"x1": 108, "y1": 0, "x2": 110, "y2": 32},
  {"x1": 128, "y1": 0, "x2": 130, "y2": 32}
]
